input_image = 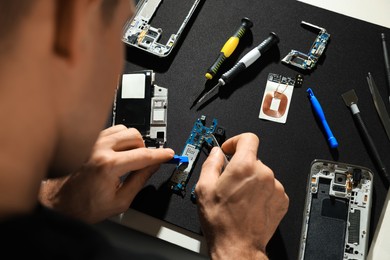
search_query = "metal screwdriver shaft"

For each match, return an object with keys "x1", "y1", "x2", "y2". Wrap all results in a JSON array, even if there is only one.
[{"x1": 197, "y1": 32, "x2": 280, "y2": 105}]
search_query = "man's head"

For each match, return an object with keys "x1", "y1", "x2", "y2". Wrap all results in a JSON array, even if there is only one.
[
  {"x1": 0, "y1": 0, "x2": 134, "y2": 179},
  {"x1": 0, "y1": 0, "x2": 125, "y2": 54}
]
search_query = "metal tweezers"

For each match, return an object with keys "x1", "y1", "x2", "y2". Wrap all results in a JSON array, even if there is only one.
[
  {"x1": 367, "y1": 72, "x2": 390, "y2": 141},
  {"x1": 208, "y1": 133, "x2": 229, "y2": 168}
]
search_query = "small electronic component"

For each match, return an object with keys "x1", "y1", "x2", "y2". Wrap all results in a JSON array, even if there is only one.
[
  {"x1": 282, "y1": 21, "x2": 330, "y2": 70},
  {"x1": 295, "y1": 74, "x2": 304, "y2": 87},
  {"x1": 112, "y1": 70, "x2": 168, "y2": 148},
  {"x1": 299, "y1": 160, "x2": 373, "y2": 260},
  {"x1": 259, "y1": 73, "x2": 301, "y2": 124},
  {"x1": 122, "y1": 0, "x2": 202, "y2": 57},
  {"x1": 267, "y1": 73, "x2": 297, "y2": 86},
  {"x1": 167, "y1": 115, "x2": 225, "y2": 197}
]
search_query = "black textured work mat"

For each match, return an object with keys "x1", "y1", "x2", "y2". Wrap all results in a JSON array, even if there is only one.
[{"x1": 120, "y1": 1, "x2": 390, "y2": 259}]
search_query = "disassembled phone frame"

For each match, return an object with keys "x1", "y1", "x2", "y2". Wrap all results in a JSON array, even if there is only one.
[
  {"x1": 122, "y1": 0, "x2": 202, "y2": 57},
  {"x1": 299, "y1": 159, "x2": 373, "y2": 260}
]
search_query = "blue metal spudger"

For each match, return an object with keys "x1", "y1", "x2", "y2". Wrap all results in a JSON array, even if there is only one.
[{"x1": 307, "y1": 88, "x2": 339, "y2": 148}]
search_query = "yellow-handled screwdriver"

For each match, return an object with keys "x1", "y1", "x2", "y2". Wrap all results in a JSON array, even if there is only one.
[
  {"x1": 205, "y1": 17, "x2": 253, "y2": 80},
  {"x1": 197, "y1": 32, "x2": 280, "y2": 105}
]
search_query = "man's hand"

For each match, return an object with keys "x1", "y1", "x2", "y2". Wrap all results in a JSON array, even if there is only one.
[
  {"x1": 39, "y1": 125, "x2": 174, "y2": 223},
  {"x1": 195, "y1": 133, "x2": 289, "y2": 260}
]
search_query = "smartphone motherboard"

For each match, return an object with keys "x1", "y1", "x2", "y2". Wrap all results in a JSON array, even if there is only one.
[{"x1": 168, "y1": 115, "x2": 225, "y2": 197}]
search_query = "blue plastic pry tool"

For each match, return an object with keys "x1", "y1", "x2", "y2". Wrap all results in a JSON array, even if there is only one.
[
  {"x1": 166, "y1": 155, "x2": 189, "y2": 164},
  {"x1": 307, "y1": 88, "x2": 338, "y2": 148}
]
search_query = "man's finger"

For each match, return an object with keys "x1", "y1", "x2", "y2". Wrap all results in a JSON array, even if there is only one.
[
  {"x1": 196, "y1": 147, "x2": 225, "y2": 198},
  {"x1": 100, "y1": 127, "x2": 145, "y2": 151},
  {"x1": 113, "y1": 147, "x2": 174, "y2": 176},
  {"x1": 221, "y1": 133, "x2": 259, "y2": 163},
  {"x1": 99, "y1": 124, "x2": 128, "y2": 137}
]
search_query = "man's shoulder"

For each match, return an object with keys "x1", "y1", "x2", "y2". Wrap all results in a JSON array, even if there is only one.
[
  {"x1": 0, "y1": 205, "x2": 168, "y2": 259},
  {"x1": 0, "y1": 204, "x2": 117, "y2": 259}
]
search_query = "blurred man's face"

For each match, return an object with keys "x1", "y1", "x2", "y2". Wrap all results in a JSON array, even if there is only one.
[
  {"x1": 85, "y1": 0, "x2": 134, "y2": 121},
  {"x1": 48, "y1": 0, "x2": 135, "y2": 178}
]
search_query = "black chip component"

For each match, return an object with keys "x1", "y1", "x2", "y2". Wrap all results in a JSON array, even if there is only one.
[
  {"x1": 348, "y1": 210, "x2": 361, "y2": 244},
  {"x1": 333, "y1": 184, "x2": 346, "y2": 193},
  {"x1": 127, "y1": 34, "x2": 138, "y2": 44},
  {"x1": 353, "y1": 168, "x2": 362, "y2": 184},
  {"x1": 294, "y1": 74, "x2": 304, "y2": 87}
]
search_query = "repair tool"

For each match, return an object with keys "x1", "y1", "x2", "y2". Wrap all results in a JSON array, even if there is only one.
[
  {"x1": 307, "y1": 88, "x2": 338, "y2": 148},
  {"x1": 207, "y1": 133, "x2": 229, "y2": 168},
  {"x1": 367, "y1": 72, "x2": 390, "y2": 141},
  {"x1": 196, "y1": 32, "x2": 280, "y2": 105},
  {"x1": 190, "y1": 133, "x2": 229, "y2": 203},
  {"x1": 167, "y1": 155, "x2": 189, "y2": 164},
  {"x1": 382, "y1": 33, "x2": 390, "y2": 104},
  {"x1": 205, "y1": 17, "x2": 253, "y2": 80},
  {"x1": 341, "y1": 89, "x2": 390, "y2": 184}
]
